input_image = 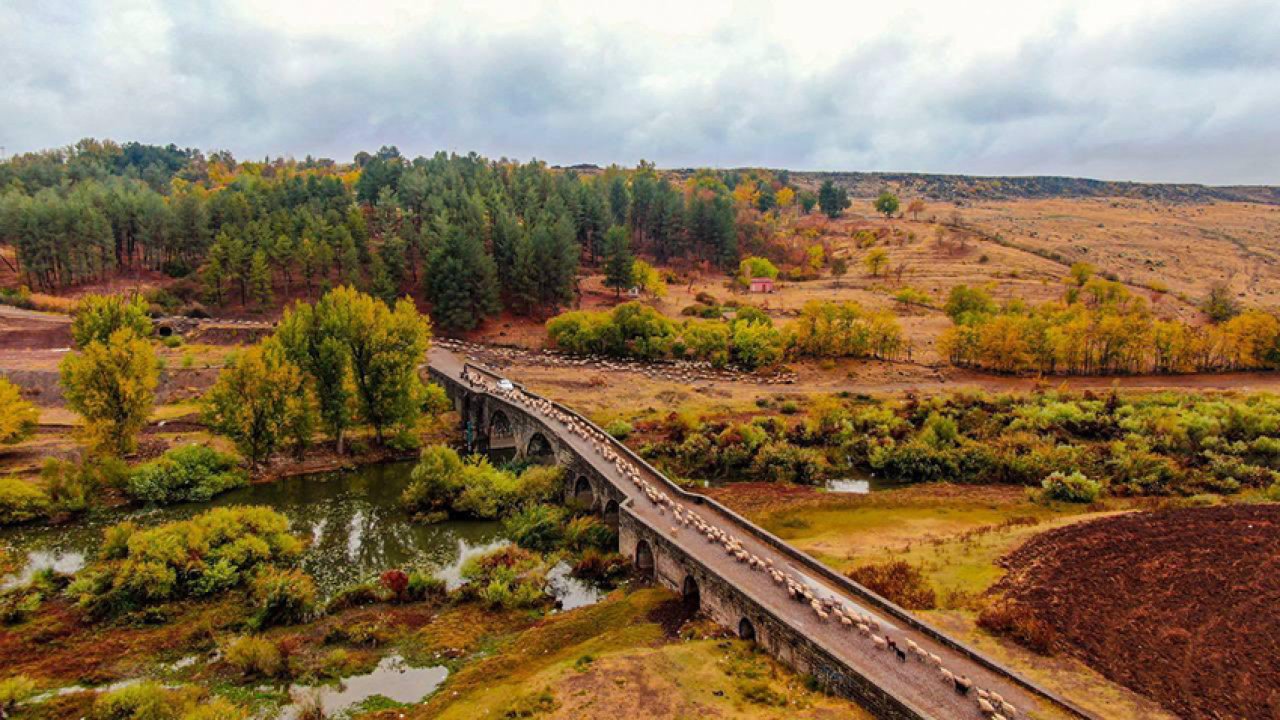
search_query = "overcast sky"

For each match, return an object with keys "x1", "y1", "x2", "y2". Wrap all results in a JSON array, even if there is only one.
[{"x1": 3, "y1": 0, "x2": 1279, "y2": 184}]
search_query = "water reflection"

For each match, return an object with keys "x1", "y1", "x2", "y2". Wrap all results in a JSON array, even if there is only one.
[
  {"x1": 824, "y1": 472, "x2": 895, "y2": 494},
  {"x1": 281, "y1": 653, "x2": 447, "y2": 719},
  {"x1": 0, "y1": 462, "x2": 505, "y2": 598}
]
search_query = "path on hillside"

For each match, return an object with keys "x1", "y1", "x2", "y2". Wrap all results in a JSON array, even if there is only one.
[{"x1": 431, "y1": 347, "x2": 1089, "y2": 720}]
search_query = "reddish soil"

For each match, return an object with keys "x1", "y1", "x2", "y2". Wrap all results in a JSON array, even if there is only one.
[{"x1": 990, "y1": 505, "x2": 1280, "y2": 720}]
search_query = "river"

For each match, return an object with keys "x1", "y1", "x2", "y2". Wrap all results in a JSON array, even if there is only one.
[{"x1": 1, "y1": 461, "x2": 602, "y2": 607}]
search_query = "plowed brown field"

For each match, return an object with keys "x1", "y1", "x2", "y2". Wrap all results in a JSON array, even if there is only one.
[{"x1": 991, "y1": 505, "x2": 1280, "y2": 720}]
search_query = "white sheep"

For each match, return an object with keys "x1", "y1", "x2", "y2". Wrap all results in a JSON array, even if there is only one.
[
  {"x1": 978, "y1": 698, "x2": 996, "y2": 715},
  {"x1": 999, "y1": 701, "x2": 1016, "y2": 717},
  {"x1": 856, "y1": 623, "x2": 870, "y2": 636},
  {"x1": 669, "y1": 526, "x2": 679, "y2": 536},
  {"x1": 872, "y1": 636, "x2": 887, "y2": 651},
  {"x1": 940, "y1": 668, "x2": 955, "y2": 684},
  {"x1": 928, "y1": 653, "x2": 941, "y2": 667}
]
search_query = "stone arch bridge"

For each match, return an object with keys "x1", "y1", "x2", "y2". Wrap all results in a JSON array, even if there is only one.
[{"x1": 428, "y1": 348, "x2": 1094, "y2": 720}]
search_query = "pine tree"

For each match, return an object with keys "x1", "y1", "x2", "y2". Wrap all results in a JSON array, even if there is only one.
[
  {"x1": 368, "y1": 254, "x2": 397, "y2": 304},
  {"x1": 607, "y1": 174, "x2": 629, "y2": 227},
  {"x1": 249, "y1": 249, "x2": 273, "y2": 307},
  {"x1": 225, "y1": 235, "x2": 250, "y2": 305},
  {"x1": 425, "y1": 225, "x2": 500, "y2": 331},
  {"x1": 203, "y1": 240, "x2": 227, "y2": 304},
  {"x1": 271, "y1": 234, "x2": 295, "y2": 295},
  {"x1": 511, "y1": 229, "x2": 539, "y2": 314},
  {"x1": 603, "y1": 225, "x2": 634, "y2": 297}
]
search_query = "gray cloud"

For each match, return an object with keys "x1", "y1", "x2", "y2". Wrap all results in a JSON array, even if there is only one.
[{"x1": 3, "y1": 0, "x2": 1279, "y2": 184}]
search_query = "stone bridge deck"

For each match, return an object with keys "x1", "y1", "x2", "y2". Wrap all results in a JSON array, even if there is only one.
[{"x1": 429, "y1": 347, "x2": 1094, "y2": 720}]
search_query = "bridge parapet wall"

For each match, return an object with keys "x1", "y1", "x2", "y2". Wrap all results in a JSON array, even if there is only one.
[{"x1": 430, "y1": 359, "x2": 1093, "y2": 720}]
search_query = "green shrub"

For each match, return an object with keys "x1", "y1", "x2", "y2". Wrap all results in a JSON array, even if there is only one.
[
  {"x1": 563, "y1": 515, "x2": 616, "y2": 552},
  {"x1": 126, "y1": 445, "x2": 247, "y2": 505},
  {"x1": 179, "y1": 698, "x2": 249, "y2": 720},
  {"x1": 326, "y1": 618, "x2": 392, "y2": 647},
  {"x1": 0, "y1": 590, "x2": 42, "y2": 625},
  {"x1": 91, "y1": 681, "x2": 186, "y2": 720},
  {"x1": 1040, "y1": 471, "x2": 1103, "y2": 503},
  {"x1": 405, "y1": 570, "x2": 447, "y2": 601},
  {"x1": 571, "y1": 550, "x2": 628, "y2": 582},
  {"x1": 66, "y1": 506, "x2": 303, "y2": 615},
  {"x1": 1265, "y1": 481, "x2": 1280, "y2": 501},
  {"x1": 324, "y1": 582, "x2": 385, "y2": 614},
  {"x1": 504, "y1": 504, "x2": 566, "y2": 552},
  {"x1": 403, "y1": 445, "x2": 562, "y2": 520},
  {"x1": 605, "y1": 420, "x2": 633, "y2": 440},
  {"x1": 0, "y1": 674, "x2": 37, "y2": 711},
  {"x1": 251, "y1": 568, "x2": 316, "y2": 628},
  {"x1": 386, "y1": 431, "x2": 422, "y2": 453},
  {"x1": 41, "y1": 457, "x2": 128, "y2": 514},
  {"x1": 0, "y1": 477, "x2": 49, "y2": 525},
  {"x1": 222, "y1": 635, "x2": 285, "y2": 678},
  {"x1": 461, "y1": 546, "x2": 550, "y2": 610}
]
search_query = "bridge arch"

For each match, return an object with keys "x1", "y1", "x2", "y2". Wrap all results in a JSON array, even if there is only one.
[
  {"x1": 488, "y1": 410, "x2": 515, "y2": 452},
  {"x1": 738, "y1": 618, "x2": 757, "y2": 642},
  {"x1": 602, "y1": 499, "x2": 619, "y2": 530},
  {"x1": 682, "y1": 575, "x2": 701, "y2": 611},
  {"x1": 634, "y1": 539, "x2": 655, "y2": 580},
  {"x1": 525, "y1": 431, "x2": 554, "y2": 462},
  {"x1": 573, "y1": 475, "x2": 595, "y2": 508}
]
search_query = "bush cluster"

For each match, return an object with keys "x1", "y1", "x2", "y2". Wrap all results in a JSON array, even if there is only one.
[
  {"x1": 547, "y1": 300, "x2": 903, "y2": 371},
  {"x1": 846, "y1": 560, "x2": 937, "y2": 610},
  {"x1": 90, "y1": 682, "x2": 250, "y2": 720},
  {"x1": 125, "y1": 445, "x2": 247, "y2": 505},
  {"x1": 1039, "y1": 471, "x2": 1102, "y2": 503},
  {"x1": 458, "y1": 545, "x2": 551, "y2": 610},
  {"x1": 65, "y1": 506, "x2": 304, "y2": 616},
  {"x1": 0, "y1": 477, "x2": 50, "y2": 525},
  {"x1": 401, "y1": 445, "x2": 562, "y2": 520},
  {"x1": 639, "y1": 389, "x2": 1280, "y2": 497}
]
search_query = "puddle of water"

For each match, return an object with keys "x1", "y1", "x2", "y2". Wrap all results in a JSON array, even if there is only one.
[
  {"x1": 281, "y1": 653, "x2": 447, "y2": 719},
  {"x1": 824, "y1": 471, "x2": 897, "y2": 494},
  {"x1": 825, "y1": 478, "x2": 871, "y2": 493},
  {"x1": 547, "y1": 561, "x2": 607, "y2": 611}
]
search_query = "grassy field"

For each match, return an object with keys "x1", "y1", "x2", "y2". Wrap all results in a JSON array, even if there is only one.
[{"x1": 417, "y1": 588, "x2": 873, "y2": 720}]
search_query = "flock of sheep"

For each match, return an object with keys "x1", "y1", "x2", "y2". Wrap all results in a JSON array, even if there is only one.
[{"x1": 464, "y1": 367, "x2": 1020, "y2": 720}]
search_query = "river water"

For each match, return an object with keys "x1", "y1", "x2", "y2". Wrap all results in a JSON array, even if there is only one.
[{"x1": 0, "y1": 461, "x2": 602, "y2": 608}]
